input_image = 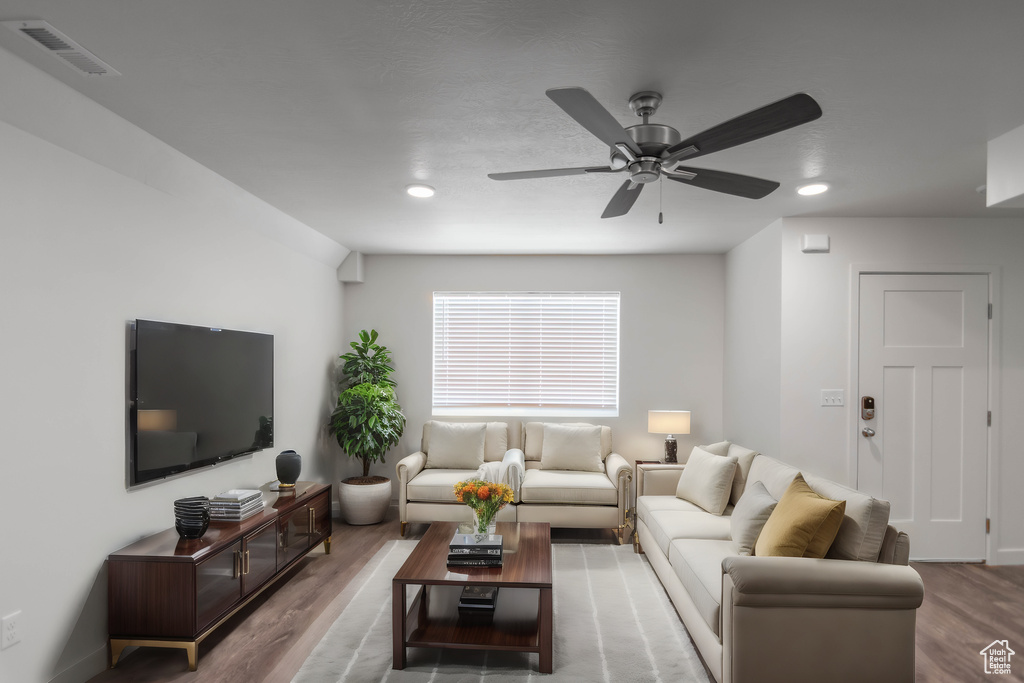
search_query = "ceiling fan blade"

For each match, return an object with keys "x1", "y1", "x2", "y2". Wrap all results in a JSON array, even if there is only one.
[
  {"x1": 601, "y1": 180, "x2": 644, "y2": 218},
  {"x1": 488, "y1": 166, "x2": 618, "y2": 181},
  {"x1": 663, "y1": 93, "x2": 822, "y2": 161},
  {"x1": 547, "y1": 87, "x2": 643, "y2": 158},
  {"x1": 667, "y1": 167, "x2": 781, "y2": 199}
]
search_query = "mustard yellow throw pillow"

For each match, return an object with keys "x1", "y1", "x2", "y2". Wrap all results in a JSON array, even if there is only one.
[{"x1": 754, "y1": 473, "x2": 846, "y2": 558}]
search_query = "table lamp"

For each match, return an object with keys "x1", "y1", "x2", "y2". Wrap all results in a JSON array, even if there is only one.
[{"x1": 648, "y1": 410, "x2": 691, "y2": 463}]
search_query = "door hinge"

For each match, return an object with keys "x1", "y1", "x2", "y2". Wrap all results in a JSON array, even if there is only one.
[
  {"x1": 989, "y1": 303, "x2": 993, "y2": 319},
  {"x1": 988, "y1": 411, "x2": 992, "y2": 427},
  {"x1": 986, "y1": 518, "x2": 991, "y2": 534}
]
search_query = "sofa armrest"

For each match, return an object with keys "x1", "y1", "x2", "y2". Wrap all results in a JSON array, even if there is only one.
[
  {"x1": 636, "y1": 463, "x2": 685, "y2": 497},
  {"x1": 394, "y1": 451, "x2": 426, "y2": 524},
  {"x1": 606, "y1": 453, "x2": 632, "y2": 521},
  {"x1": 723, "y1": 556, "x2": 924, "y2": 609},
  {"x1": 606, "y1": 452, "x2": 632, "y2": 485},
  {"x1": 501, "y1": 449, "x2": 526, "y2": 503},
  {"x1": 395, "y1": 450, "x2": 426, "y2": 484},
  {"x1": 722, "y1": 555, "x2": 923, "y2": 683}
]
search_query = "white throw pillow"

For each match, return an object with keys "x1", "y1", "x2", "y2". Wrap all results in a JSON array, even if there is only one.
[
  {"x1": 424, "y1": 422, "x2": 486, "y2": 469},
  {"x1": 700, "y1": 440, "x2": 731, "y2": 457},
  {"x1": 727, "y1": 444, "x2": 759, "y2": 505},
  {"x1": 730, "y1": 480, "x2": 778, "y2": 555},
  {"x1": 539, "y1": 423, "x2": 604, "y2": 472},
  {"x1": 675, "y1": 446, "x2": 738, "y2": 515}
]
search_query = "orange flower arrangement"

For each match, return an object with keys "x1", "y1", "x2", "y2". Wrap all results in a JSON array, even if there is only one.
[{"x1": 453, "y1": 479, "x2": 514, "y2": 533}]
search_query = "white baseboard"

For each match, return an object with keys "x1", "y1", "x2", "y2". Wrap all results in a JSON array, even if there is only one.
[
  {"x1": 992, "y1": 547, "x2": 1024, "y2": 565},
  {"x1": 48, "y1": 644, "x2": 108, "y2": 683}
]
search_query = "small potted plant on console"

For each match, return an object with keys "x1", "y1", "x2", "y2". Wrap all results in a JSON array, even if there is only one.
[{"x1": 329, "y1": 329, "x2": 406, "y2": 525}]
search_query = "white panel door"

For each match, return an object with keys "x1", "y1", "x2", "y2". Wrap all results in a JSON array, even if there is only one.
[{"x1": 858, "y1": 274, "x2": 989, "y2": 561}]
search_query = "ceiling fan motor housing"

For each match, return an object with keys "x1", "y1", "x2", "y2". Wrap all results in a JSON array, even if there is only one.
[{"x1": 609, "y1": 123, "x2": 683, "y2": 182}]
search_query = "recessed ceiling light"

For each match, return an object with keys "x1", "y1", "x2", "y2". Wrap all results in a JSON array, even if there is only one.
[
  {"x1": 406, "y1": 184, "x2": 435, "y2": 198},
  {"x1": 797, "y1": 183, "x2": 829, "y2": 196}
]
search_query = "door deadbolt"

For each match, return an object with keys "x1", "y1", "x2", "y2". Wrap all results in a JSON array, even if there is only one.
[{"x1": 861, "y1": 396, "x2": 875, "y2": 421}]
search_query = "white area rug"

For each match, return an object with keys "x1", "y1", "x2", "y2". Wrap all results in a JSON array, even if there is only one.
[{"x1": 294, "y1": 540, "x2": 711, "y2": 682}]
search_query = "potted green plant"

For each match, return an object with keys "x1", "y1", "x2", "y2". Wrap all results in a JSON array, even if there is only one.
[{"x1": 329, "y1": 330, "x2": 406, "y2": 525}]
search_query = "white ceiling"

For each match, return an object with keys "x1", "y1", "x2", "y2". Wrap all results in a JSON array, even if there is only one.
[{"x1": 3, "y1": 0, "x2": 1024, "y2": 255}]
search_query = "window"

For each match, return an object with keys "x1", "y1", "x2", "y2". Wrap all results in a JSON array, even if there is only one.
[{"x1": 432, "y1": 291, "x2": 620, "y2": 416}]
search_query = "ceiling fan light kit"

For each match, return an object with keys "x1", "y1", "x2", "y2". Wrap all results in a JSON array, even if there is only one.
[{"x1": 489, "y1": 86, "x2": 822, "y2": 219}]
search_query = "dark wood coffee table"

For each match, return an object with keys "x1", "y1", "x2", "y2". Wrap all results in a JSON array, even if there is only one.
[{"x1": 392, "y1": 521, "x2": 553, "y2": 673}]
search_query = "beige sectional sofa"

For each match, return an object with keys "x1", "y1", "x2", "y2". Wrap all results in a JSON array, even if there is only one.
[
  {"x1": 635, "y1": 444, "x2": 924, "y2": 683},
  {"x1": 395, "y1": 420, "x2": 632, "y2": 541}
]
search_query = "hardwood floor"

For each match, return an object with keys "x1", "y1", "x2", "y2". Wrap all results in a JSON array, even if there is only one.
[{"x1": 89, "y1": 508, "x2": 1024, "y2": 682}]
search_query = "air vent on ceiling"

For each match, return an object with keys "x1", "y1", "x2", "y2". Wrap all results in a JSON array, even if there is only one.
[{"x1": 2, "y1": 20, "x2": 120, "y2": 76}]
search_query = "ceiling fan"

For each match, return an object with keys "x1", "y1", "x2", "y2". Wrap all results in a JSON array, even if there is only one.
[{"x1": 488, "y1": 87, "x2": 822, "y2": 218}]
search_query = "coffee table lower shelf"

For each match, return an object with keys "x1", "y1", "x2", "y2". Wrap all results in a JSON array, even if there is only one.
[
  {"x1": 391, "y1": 522, "x2": 553, "y2": 674},
  {"x1": 397, "y1": 584, "x2": 551, "y2": 667}
]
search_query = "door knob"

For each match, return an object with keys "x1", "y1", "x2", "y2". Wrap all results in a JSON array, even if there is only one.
[{"x1": 862, "y1": 427, "x2": 876, "y2": 437}]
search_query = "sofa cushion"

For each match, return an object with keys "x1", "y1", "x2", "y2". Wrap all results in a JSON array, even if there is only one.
[
  {"x1": 668, "y1": 539, "x2": 737, "y2": 638},
  {"x1": 730, "y1": 481, "x2": 778, "y2": 556},
  {"x1": 423, "y1": 422, "x2": 487, "y2": 469},
  {"x1": 539, "y1": 423, "x2": 603, "y2": 472},
  {"x1": 676, "y1": 447, "x2": 737, "y2": 515},
  {"x1": 727, "y1": 444, "x2": 759, "y2": 506},
  {"x1": 523, "y1": 422, "x2": 612, "y2": 461},
  {"x1": 422, "y1": 421, "x2": 508, "y2": 463},
  {"x1": 519, "y1": 469, "x2": 617, "y2": 505},
  {"x1": 746, "y1": 454, "x2": 801, "y2": 500},
  {"x1": 647, "y1": 509, "x2": 733, "y2": 556},
  {"x1": 804, "y1": 472, "x2": 891, "y2": 562},
  {"x1": 407, "y1": 468, "x2": 481, "y2": 502},
  {"x1": 636, "y1": 494, "x2": 712, "y2": 527},
  {"x1": 700, "y1": 440, "x2": 731, "y2": 456},
  {"x1": 755, "y1": 474, "x2": 846, "y2": 558}
]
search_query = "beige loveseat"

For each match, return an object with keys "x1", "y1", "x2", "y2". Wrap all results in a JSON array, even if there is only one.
[
  {"x1": 395, "y1": 421, "x2": 632, "y2": 541},
  {"x1": 635, "y1": 443, "x2": 924, "y2": 683}
]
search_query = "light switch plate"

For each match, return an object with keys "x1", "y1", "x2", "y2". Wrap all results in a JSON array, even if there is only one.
[
  {"x1": 821, "y1": 390, "x2": 844, "y2": 406},
  {"x1": 2, "y1": 611, "x2": 21, "y2": 649}
]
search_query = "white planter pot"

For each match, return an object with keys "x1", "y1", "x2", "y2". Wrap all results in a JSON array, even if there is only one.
[{"x1": 338, "y1": 477, "x2": 392, "y2": 525}]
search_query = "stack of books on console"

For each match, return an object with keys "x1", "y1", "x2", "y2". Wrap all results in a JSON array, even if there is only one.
[
  {"x1": 458, "y1": 585, "x2": 498, "y2": 618},
  {"x1": 447, "y1": 532, "x2": 503, "y2": 567},
  {"x1": 210, "y1": 489, "x2": 264, "y2": 521}
]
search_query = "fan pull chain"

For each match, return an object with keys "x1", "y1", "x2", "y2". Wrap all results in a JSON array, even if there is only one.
[{"x1": 659, "y1": 176, "x2": 664, "y2": 224}]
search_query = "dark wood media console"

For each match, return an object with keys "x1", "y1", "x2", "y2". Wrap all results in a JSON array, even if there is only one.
[{"x1": 107, "y1": 481, "x2": 332, "y2": 671}]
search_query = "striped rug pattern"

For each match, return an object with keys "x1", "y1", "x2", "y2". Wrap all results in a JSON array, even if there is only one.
[{"x1": 294, "y1": 540, "x2": 710, "y2": 682}]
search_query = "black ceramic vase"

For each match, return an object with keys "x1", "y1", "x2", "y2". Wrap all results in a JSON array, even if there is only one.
[{"x1": 276, "y1": 449, "x2": 302, "y2": 488}]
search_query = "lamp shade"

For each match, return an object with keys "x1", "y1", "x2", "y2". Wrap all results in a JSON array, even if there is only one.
[{"x1": 648, "y1": 410, "x2": 690, "y2": 435}]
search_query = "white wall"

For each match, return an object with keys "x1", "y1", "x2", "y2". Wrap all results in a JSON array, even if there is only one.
[
  {"x1": 724, "y1": 220, "x2": 782, "y2": 455},
  {"x1": 777, "y1": 217, "x2": 1024, "y2": 564},
  {"x1": 339, "y1": 254, "x2": 726, "y2": 485},
  {"x1": 0, "y1": 54, "x2": 346, "y2": 683}
]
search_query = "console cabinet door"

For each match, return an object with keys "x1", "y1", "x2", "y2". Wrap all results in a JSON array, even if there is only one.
[
  {"x1": 308, "y1": 491, "x2": 331, "y2": 547},
  {"x1": 242, "y1": 521, "x2": 277, "y2": 596},
  {"x1": 277, "y1": 505, "x2": 310, "y2": 568},
  {"x1": 196, "y1": 541, "x2": 242, "y2": 631}
]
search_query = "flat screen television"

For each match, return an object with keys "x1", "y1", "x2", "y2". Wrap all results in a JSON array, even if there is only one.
[{"x1": 128, "y1": 319, "x2": 274, "y2": 488}]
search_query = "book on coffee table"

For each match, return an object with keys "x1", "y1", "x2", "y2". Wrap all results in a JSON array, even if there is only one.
[
  {"x1": 446, "y1": 556, "x2": 503, "y2": 567},
  {"x1": 449, "y1": 532, "x2": 502, "y2": 550}
]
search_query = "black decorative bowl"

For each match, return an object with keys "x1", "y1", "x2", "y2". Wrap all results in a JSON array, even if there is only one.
[
  {"x1": 175, "y1": 512, "x2": 210, "y2": 539},
  {"x1": 173, "y1": 497, "x2": 211, "y2": 539}
]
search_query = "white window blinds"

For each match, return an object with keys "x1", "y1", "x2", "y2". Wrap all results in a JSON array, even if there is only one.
[{"x1": 432, "y1": 292, "x2": 620, "y2": 416}]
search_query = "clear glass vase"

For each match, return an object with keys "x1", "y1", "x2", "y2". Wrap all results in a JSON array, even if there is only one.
[{"x1": 469, "y1": 506, "x2": 497, "y2": 537}]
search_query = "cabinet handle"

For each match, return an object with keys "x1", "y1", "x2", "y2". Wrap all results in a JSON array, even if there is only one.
[
  {"x1": 244, "y1": 550, "x2": 250, "y2": 575},
  {"x1": 309, "y1": 507, "x2": 316, "y2": 534},
  {"x1": 232, "y1": 550, "x2": 240, "y2": 579}
]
